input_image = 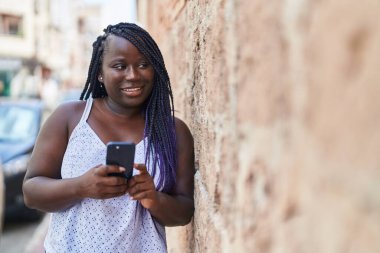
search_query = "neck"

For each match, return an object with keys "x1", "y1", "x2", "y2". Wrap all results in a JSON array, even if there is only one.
[{"x1": 102, "y1": 97, "x2": 144, "y2": 119}]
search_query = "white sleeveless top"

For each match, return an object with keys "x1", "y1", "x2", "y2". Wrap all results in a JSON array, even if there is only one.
[{"x1": 44, "y1": 97, "x2": 167, "y2": 253}]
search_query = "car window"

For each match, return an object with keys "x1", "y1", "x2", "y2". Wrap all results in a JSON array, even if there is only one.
[{"x1": 0, "y1": 106, "x2": 39, "y2": 142}]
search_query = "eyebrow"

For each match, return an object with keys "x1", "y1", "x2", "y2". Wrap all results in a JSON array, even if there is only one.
[
  {"x1": 107, "y1": 54, "x2": 147, "y2": 60},
  {"x1": 107, "y1": 56, "x2": 149, "y2": 64}
]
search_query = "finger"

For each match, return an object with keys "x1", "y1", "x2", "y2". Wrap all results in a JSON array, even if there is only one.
[
  {"x1": 94, "y1": 164, "x2": 112, "y2": 176},
  {"x1": 91, "y1": 184, "x2": 128, "y2": 199},
  {"x1": 94, "y1": 184, "x2": 128, "y2": 198},
  {"x1": 103, "y1": 176, "x2": 128, "y2": 186},
  {"x1": 127, "y1": 174, "x2": 153, "y2": 188},
  {"x1": 131, "y1": 173, "x2": 152, "y2": 184},
  {"x1": 134, "y1": 163, "x2": 149, "y2": 175},
  {"x1": 127, "y1": 177, "x2": 137, "y2": 188},
  {"x1": 97, "y1": 165, "x2": 125, "y2": 176},
  {"x1": 128, "y1": 181, "x2": 154, "y2": 196},
  {"x1": 130, "y1": 190, "x2": 155, "y2": 201},
  {"x1": 102, "y1": 185, "x2": 128, "y2": 195}
]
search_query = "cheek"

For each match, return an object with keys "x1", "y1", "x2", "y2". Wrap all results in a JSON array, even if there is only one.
[
  {"x1": 104, "y1": 73, "x2": 124, "y2": 86},
  {"x1": 147, "y1": 68, "x2": 155, "y2": 82},
  {"x1": 148, "y1": 71, "x2": 155, "y2": 85},
  {"x1": 142, "y1": 72, "x2": 155, "y2": 90}
]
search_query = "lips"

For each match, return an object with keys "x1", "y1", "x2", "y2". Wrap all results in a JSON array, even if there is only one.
[{"x1": 120, "y1": 87, "x2": 143, "y2": 97}]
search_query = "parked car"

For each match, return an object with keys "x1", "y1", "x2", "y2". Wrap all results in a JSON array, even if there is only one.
[
  {"x1": 0, "y1": 163, "x2": 4, "y2": 229},
  {"x1": 60, "y1": 88, "x2": 82, "y2": 103},
  {"x1": 0, "y1": 98, "x2": 44, "y2": 220}
]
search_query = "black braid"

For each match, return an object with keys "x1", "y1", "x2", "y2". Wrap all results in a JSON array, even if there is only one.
[{"x1": 81, "y1": 23, "x2": 177, "y2": 192}]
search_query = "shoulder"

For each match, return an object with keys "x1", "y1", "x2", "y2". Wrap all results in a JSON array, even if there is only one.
[
  {"x1": 55, "y1": 100, "x2": 86, "y2": 114},
  {"x1": 174, "y1": 117, "x2": 192, "y2": 136},
  {"x1": 45, "y1": 100, "x2": 87, "y2": 133},
  {"x1": 174, "y1": 117, "x2": 194, "y2": 147},
  {"x1": 50, "y1": 100, "x2": 86, "y2": 121}
]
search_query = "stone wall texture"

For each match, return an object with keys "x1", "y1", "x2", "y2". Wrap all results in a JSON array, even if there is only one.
[{"x1": 137, "y1": 0, "x2": 380, "y2": 252}]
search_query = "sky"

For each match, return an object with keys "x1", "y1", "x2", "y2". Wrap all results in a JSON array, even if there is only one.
[{"x1": 83, "y1": 0, "x2": 137, "y2": 27}]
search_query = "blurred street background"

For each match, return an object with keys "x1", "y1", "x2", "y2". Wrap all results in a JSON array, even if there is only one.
[
  {"x1": 0, "y1": 0, "x2": 137, "y2": 252},
  {"x1": 0, "y1": 0, "x2": 137, "y2": 107},
  {"x1": 1, "y1": 0, "x2": 380, "y2": 253}
]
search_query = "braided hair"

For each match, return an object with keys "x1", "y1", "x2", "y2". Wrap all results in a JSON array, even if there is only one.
[{"x1": 80, "y1": 23, "x2": 176, "y2": 193}]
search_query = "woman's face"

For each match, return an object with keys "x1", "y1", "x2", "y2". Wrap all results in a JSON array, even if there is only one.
[{"x1": 100, "y1": 35, "x2": 154, "y2": 109}]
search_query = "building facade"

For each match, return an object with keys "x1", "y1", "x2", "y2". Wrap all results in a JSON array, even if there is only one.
[
  {"x1": 0, "y1": 0, "x2": 34, "y2": 96},
  {"x1": 0, "y1": 0, "x2": 103, "y2": 99}
]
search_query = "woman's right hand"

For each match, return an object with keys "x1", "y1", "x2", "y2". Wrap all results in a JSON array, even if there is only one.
[{"x1": 77, "y1": 164, "x2": 129, "y2": 199}]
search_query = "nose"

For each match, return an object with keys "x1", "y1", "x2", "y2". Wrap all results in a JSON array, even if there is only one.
[{"x1": 125, "y1": 66, "x2": 139, "y2": 80}]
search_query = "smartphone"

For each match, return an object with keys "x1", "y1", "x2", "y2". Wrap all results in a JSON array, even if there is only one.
[{"x1": 106, "y1": 141, "x2": 136, "y2": 179}]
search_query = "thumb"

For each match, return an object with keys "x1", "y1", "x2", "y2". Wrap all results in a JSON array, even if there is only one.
[{"x1": 134, "y1": 163, "x2": 148, "y2": 175}]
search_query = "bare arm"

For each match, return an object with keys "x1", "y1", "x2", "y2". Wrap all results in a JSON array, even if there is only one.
[
  {"x1": 23, "y1": 102, "x2": 128, "y2": 212},
  {"x1": 128, "y1": 118, "x2": 195, "y2": 226}
]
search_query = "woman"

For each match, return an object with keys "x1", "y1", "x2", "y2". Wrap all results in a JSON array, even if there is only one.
[{"x1": 23, "y1": 23, "x2": 195, "y2": 252}]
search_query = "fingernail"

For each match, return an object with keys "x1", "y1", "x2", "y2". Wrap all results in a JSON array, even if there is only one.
[{"x1": 120, "y1": 167, "x2": 126, "y2": 172}]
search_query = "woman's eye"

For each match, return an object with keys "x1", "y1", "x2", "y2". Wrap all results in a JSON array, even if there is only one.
[
  {"x1": 114, "y1": 64, "x2": 125, "y2": 70},
  {"x1": 138, "y1": 62, "x2": 149, "y2": 68}
]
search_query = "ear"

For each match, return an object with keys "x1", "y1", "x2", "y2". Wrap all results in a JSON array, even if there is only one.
[{"x1": 98, "y1": 75, "x2": 103, "y2": 83}]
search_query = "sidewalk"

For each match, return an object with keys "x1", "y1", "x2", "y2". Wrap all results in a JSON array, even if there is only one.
[{"x1": 24, "y1": 214, "x2": 50, "y2": 253}]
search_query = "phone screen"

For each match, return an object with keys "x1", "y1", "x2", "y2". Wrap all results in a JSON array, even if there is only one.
[{"x1": 106, "y1": 141, "x2": 136, "y2": 179}]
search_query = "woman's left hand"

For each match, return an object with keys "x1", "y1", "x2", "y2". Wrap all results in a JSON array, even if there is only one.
[{"x1": 127, "y1": 163, "x2": 159, "y2": 209}]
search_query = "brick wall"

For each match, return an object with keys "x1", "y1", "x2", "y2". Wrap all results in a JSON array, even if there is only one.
[{"x1": 137, "y1": 0, "x2": 380, "y2": 252}]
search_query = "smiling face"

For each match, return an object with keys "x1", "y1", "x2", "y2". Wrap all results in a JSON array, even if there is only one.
[{"x1": 100, "y1": 35, "x2": 154, "y2": 110}]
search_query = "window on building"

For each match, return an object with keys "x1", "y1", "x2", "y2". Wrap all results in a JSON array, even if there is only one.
[{"x1": 0, "y1": 14, "x2": 23, "y2": 36}]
